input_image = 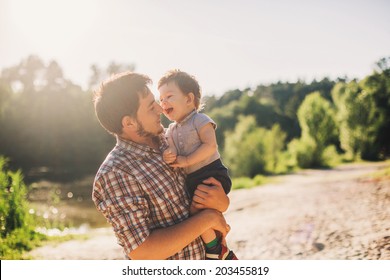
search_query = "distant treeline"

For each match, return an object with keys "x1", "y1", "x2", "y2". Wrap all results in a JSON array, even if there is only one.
[{"x1": 0, "y1": 55, "x2": 389, "y2": 180}]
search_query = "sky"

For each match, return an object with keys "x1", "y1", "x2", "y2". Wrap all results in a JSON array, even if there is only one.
[{"x1": 1, "y1": 0, "x2": 389, "y2": 96}]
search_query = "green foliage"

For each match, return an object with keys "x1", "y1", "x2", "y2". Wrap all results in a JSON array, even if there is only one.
[
  {"x1": 321, "y1": 145, "x2": 342, "y2": 167},
  {"x1": 0, "y1": 157, "x2": 30, "y2": 236},
  {"x1": 287, "y1": 136, "x2": 317, "y2": 168},
  {"x1": 1, "y1": 55, "x2": 389, "y2": 182},
  {"x1": 262, "y1": 124, "x2": 287, "y2": 173},
  {"x1": 223, "y1": 115, "x2": 262, "y2": 177},
  {"x1": 208, "y1": 100, "x2": 242, "y2": 150},
  {"x1": 367, "y1": 161, "x2": 390, "y2": 179},
  {"x1": 332, "y1": 79, "x2": 385, "y2": 160},
  {"x1": 0, "y1": 56, "x2": 114, "y2": 176},
  {"x1": 231, "y1": 177, "x2": 253, "y2": 190},
  {"x1": 223, "y1": 116, "x2": 287, "y2": 177},
  {"x1": 290, "y1": 91, "x2": 339, "y2": 167},
  {"x1": 362, "y1": 60, "x2": 390, "y2": 157},
  {"x1": 0, "y1": 156, "x2": 49, "y2": 259},
  {"x1": 0, "y1": 228, "x2": 47, "y2": 259},
  {"x1": 231, "y1": 174, "x2": 268, "y2": 190},
  {"x1": 298, "y1": 92, "x2": 338, "y2": 149}
]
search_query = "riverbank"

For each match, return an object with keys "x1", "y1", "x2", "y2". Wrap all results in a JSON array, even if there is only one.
[{"x1": 27, "y1": 161, "x2": 390, "y2": 260}]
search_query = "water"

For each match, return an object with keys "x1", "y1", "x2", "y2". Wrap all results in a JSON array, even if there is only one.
[{"x1": 28, "y1": 175, "x2": 109, "y2": 230}]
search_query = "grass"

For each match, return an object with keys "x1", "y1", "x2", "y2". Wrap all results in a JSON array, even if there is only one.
[
  {"x1": 231, "y1": 159, "x2": 390, "y2": 190},
  {"x1": 0, "y1": 229, "x2": 46, "y2": 260},
  {"x1": 232, "y1": 174, "x2": 272, "y2": 190},
  {"x1": 365, "y1": 161, "x2": 390, "y2": 180},
  {"x1": 0, "y1": 228, "x2": 90, "y2": 260}
]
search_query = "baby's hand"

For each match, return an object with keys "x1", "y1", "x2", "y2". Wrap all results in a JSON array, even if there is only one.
[
  {"x1": 163, "y1": 149, "x2": 177, "y2": 164},
  {"x1": 169, "y1": 156, "x2": 189, "y2": 168}
]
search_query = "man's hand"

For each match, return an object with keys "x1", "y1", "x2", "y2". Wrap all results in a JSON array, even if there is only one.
[
  {"x1": 191, "y1": 177, "x2": 230, "y2": 213},
  {"x1": 200, "y1": 209, "x2": 230, "y2": 241},
  {"x1": 163, "y1": 149, "x2": 177, "y2": 164}
]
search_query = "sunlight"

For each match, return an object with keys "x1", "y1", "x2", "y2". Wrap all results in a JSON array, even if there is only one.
[{"x1": 6, "y1": 0, "x2": 101, "y2": 53}]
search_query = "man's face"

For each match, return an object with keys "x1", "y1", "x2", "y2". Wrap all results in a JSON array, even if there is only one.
[{"x1": 135, "y1": 90, "x2": 164, "y2": 137}]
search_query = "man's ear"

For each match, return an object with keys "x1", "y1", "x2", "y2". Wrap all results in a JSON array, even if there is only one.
[{"x1": 122, "y1": 116, "x2": 136, "y2": 130}]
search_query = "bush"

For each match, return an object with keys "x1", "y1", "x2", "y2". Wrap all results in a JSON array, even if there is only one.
[
  {"x1": 0, "y1": 157, "x2": 31, "y2": 237},
  {"x1": 287, "y1": 137, "x2": 317, "y2": 168},
  {"x1": 321, "y1": 145, "x2": 341, "y2": 167},
  {"x1": 224, "y1": 116, "x2": 288, "y2": 177},
  {"x1": 0, "y1": 156, "x2": 47, "y2": 259}
]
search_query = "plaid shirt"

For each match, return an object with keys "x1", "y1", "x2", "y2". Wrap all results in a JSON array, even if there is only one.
[{"x1": 92, "y1": 135, "x2": 205, "y2": 260}]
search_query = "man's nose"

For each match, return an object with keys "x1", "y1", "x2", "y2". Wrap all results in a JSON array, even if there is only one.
[{"x1": 155, "y1": 103, "x2": 163, "y2": 113}]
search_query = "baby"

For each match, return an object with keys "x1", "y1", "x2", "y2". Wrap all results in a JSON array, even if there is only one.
[{"x1": 158, "y1": 69, "x2": 238, "y2": 260}]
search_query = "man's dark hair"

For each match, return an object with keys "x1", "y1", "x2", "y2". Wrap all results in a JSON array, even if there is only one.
[{"x1": 93, "y1": 72, "x2": 152, "y2": 135}]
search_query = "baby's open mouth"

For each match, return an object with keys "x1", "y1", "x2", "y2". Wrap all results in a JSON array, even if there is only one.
[{"x1": 165, "y1": 108, "x2": 173, "y2": 114}]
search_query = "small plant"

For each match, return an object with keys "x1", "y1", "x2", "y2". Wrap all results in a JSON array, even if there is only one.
[{"x1": 0, "y1": 156, "x2": 47, "y2": 259}]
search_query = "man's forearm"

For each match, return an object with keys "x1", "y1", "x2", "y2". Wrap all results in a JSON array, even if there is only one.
[{"x1": 129, "y1": 209, "x2": 226, "y2": 260}]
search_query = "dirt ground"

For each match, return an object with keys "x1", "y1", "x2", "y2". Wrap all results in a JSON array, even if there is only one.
[{"x1": 28, "y1": 162, "x2": 390, "y2": 260}]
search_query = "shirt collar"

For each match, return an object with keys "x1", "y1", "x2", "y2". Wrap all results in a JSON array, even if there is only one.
[
  {"x1": 116, "y1": 134, "x2": 168, "y2": 155},
  {"x1": 178, "y1": 110, "x2": 197, "y2": 125}
]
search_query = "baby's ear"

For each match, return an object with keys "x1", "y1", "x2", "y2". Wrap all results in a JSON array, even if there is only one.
[{"x1": 187, "y1": 92, "x2": 195, "y2": 104}]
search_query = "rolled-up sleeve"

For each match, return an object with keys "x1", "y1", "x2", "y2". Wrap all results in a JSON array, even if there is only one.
[{"x1": 93, "y1": 171, "x2": 150, "y2": 256}]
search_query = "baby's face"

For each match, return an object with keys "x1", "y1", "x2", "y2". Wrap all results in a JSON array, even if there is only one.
[{"x1": 159, "y1": 82, "x2": 195, "y2": 123}]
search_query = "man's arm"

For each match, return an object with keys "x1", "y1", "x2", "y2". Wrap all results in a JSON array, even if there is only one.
[{"x1": 129, "y1": 209, "x2": 228, "y2": 260}]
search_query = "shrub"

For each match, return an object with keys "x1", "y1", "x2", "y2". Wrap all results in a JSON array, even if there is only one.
[
  {"x1": 0, "y1": 157, "x2": 31, "y2": 237},
  {"x1": 287, "y1": 137, "x2": 317, "y2": 168},
  {"x1": 0, "y1": 156, "x2": 47, "y2": 259}
]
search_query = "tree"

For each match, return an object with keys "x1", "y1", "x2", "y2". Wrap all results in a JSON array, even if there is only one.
[
  {"x1": 223, "y1": 115, "x2": 261, "y2": 177},
  {"x1": 88, "y1": 61, "x2": 135, "y2": 90},
  {"x1": 223, "y1": 116, "x2": 287, "y2": 177},
  {"x1": 0, "y1": 56, "x2": 114, "y2": 176},
  {"x1": 332, "y1": 80, "x2": 385, "y2": 160},
  {"x1": 1, "y1": 55, "x2": 45, "y2": 93},
  {"x1": 286, "y1": 91, "x2": 339, "y2": 168},
  {"x1": 365, "y1": 57, "x2": 390, "y2": 157},
  {"x1": 262, "y1": 124, "x2": 287, "y2": 173},
  {"x1": 297, "y1": 91, "x2": 338, "y2": 163}
]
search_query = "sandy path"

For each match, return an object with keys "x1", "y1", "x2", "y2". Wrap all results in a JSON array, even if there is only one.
[{"x1": 28, "y1": 162, "x2": 390, "y2": 260}]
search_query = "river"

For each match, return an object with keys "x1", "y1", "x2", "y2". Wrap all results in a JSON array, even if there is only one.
[{"x1": 28, "y1": 174, "x2": 108, "y2": 233}]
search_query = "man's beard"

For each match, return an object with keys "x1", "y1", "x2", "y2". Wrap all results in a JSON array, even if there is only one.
[{"x1": 135, "y1": 119, "x2": 163, "y2": 138}]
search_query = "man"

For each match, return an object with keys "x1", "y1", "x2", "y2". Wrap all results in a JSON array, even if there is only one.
[{"x1": 92, "y1": 72, "x2": 230, "y2": 260}]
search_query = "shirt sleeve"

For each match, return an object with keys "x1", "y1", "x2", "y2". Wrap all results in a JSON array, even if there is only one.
[
  {"x1": 93, "y1": 170, "x2": 150, "y2": 257},
  {"x1": 193, "y1": 113, "x2": 216, "y2": 131}
]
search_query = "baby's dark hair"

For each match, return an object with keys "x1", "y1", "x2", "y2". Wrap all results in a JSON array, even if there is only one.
[{"x1": 158, "y1": 69, "x2": 204, "y2": 110}]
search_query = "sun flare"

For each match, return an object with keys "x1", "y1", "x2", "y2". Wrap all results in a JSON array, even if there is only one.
[{"x1": 6, "y1": 0, "x2": 101, "y2": 51}]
